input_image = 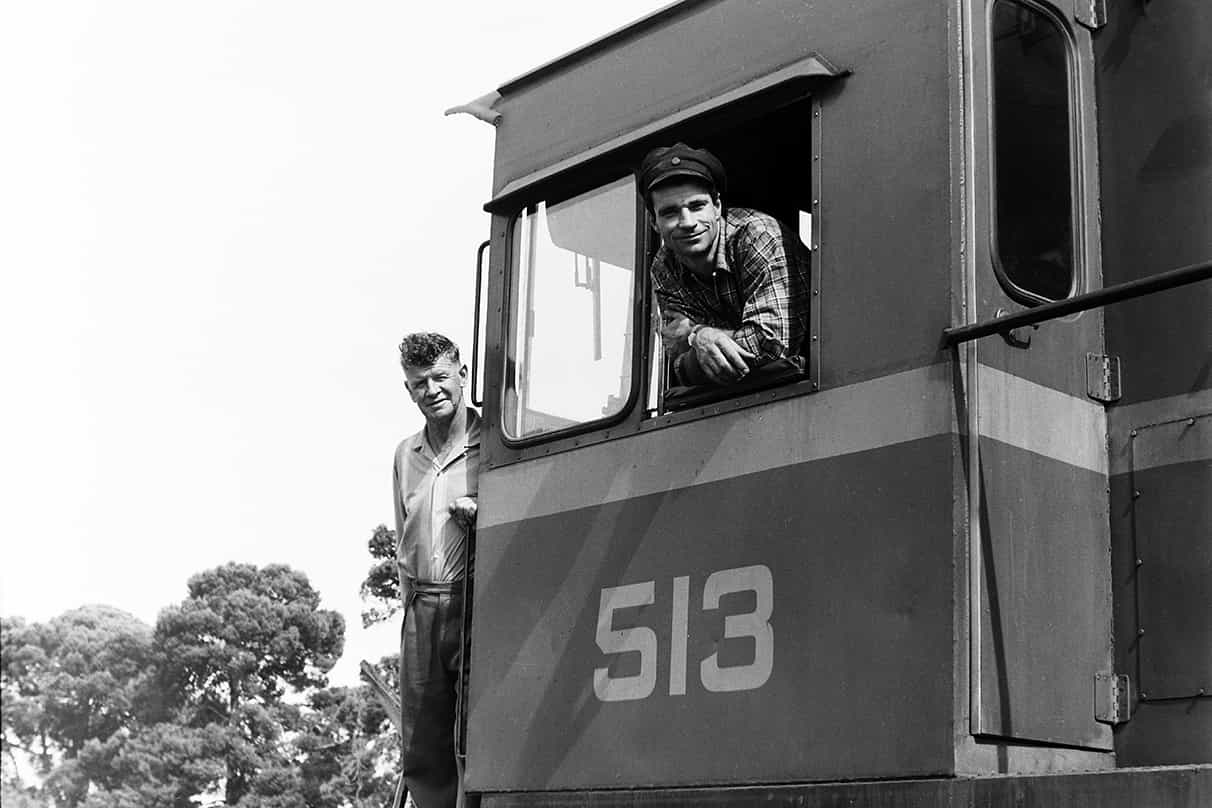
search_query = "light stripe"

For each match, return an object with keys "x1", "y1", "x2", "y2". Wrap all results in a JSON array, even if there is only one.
[
  {"x1": 479, "y1": 362, "x2": 1125, "y2": 528},
  {"x1": 1127, "y1": 413, "x2": 1211, "y2": 474},
  {"x1": 976, "y1": 365, "x2": 1109, "y2": 476},
  {"x1": 480, "y1": 363, "x2": 956, "y2": 528},
  {"x1": 1108, "y1": 389, "x2": 1212, "y2": 475}
]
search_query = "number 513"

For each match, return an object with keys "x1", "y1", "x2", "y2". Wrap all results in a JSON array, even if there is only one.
[{"x1": 593, "y1": 564, "x2": 773, "y2": 702}]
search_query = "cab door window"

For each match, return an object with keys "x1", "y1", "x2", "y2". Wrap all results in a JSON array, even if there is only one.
[
  {"x1": 503, "y1": 177, "x2": 638, "y2": 440},
  {"x1": 990, "y1": 0, "x2": 1076, "y2": 303}
]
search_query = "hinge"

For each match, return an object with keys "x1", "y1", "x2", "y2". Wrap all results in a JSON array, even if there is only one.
[
  {"x1": 1075, "y1": 0, "x2": 1108, "y2": 30},
  {"x1": 1086, "y1": 352, "x2": 1122, "y2": 403},
  {"x1": 1095, "y1": 672, "x2": 1132, "y2": 725}
]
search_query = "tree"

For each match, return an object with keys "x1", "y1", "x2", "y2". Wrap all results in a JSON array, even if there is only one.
[
  {"x1": 73, "y1": 721, "x2": 226, "y2": 808},
  {"x1": 2, "y1": 607, "x2": 154, "y2": 806},
  {"x1": 2, "y1": 616, "x2": 52, "y2": 774},
  {"x1": 153, "y1": 563, "x2": 344, "y2": 806},
  {"x1": 299, "y1": 656, "x2": 400, "y2": 808},
  {"x1": 359, "y1": 524, "x2": 400, "y2": 628},
  {"x1": 0, "y1": 779, "x2": 50, "y2": 808}
]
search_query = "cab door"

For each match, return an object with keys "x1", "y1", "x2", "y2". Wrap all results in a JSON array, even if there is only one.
[{"x1": 967, "y1": 0, "x2": 1113, "y2": 750}]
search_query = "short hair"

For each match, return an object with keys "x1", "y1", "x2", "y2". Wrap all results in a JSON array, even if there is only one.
[{"x1": 398, "y1": 332, "x2": 460, "y2": 368}]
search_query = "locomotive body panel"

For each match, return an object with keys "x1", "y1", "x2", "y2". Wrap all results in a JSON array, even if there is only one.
[
  {"x1": 469, "y1": 435, "x2": 956, "y2": 790},
  {"x1": 460, "y1": 0, "x2": 1212, "y2": 801}
]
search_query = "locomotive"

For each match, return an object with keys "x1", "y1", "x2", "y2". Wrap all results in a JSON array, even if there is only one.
[{"x1": 452, "y1": 1, "x2": 1211, "y2": 804}]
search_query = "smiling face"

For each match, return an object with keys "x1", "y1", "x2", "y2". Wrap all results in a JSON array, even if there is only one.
[
  {"x1": 648, "y1": 178, "x2": 722, "y2": 268},
  {"x1": 403, "y1": 355, "x2": 466, "y2": 425}
]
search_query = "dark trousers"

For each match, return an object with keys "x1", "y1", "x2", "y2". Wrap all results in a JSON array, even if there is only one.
[{"x1": 400, "y1": 583, "x2": 463, "y2": 808}]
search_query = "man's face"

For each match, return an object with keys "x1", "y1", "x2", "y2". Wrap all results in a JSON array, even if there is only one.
[
  {"x1": 403, "y1": 355, "x2": 466, "y2": 423},
  {"x1": 649, "y1": 179, "x2": 722, "y2": 264}
]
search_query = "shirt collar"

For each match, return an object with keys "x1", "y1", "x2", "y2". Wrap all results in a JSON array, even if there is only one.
[{"x1": 413, "y1": 404, "x2": 480, "y2": 456}]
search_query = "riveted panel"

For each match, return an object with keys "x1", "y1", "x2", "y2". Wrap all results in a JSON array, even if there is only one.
[{"x1": 1133, "y1": 415, "x2": 1212, "y2": 700}]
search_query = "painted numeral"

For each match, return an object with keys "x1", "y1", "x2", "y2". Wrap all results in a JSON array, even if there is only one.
[
  {"x1": 593, "y1": 581, "x2": 658, "y2": 702},
  {"x1": 593, "y1": 565, "x2": 774, "y2": 701},
  {"x1": 700, "y1": 564, "x2": 774, "y2": 692},
  {"x1": 669, "y1": 575, "x2": 690, "y2": 696}
]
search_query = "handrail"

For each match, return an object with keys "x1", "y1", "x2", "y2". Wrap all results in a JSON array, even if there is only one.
[
  {"x1": 358, "y1": 660, "x2": 402, "y2": 733},
  {"x1": 942, "y1": 260, "x2": 1212, "y2": 346},
  {"x1": 470, "y1": 240, "x2": 490, "y2": 407}
]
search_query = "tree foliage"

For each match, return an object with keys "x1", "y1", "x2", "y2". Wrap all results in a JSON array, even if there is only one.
[
  {"x1": 2, "y1": 615, "x2": 52, "y2": 773},
  {"x1": 1, "y1": 556, "x2": 407, "y2": 808},
  {"x1": 157, "y1": 563, "x2": 344, "y2": 703},
  {"x1": 2, "y1": 606, "x2": 154, "y2": 805},
  {"x1": 359, "y1": 524, "x2": 400, "y2": 628},
  {"x1": 153, "y1": 563, "x2": 345, "y2": 806},
  {"x1": 75, "y1": 721, "x2": 227, "y2": 808}
]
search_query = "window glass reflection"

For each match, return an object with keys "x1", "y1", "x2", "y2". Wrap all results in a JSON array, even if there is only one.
[{"x1": 504, "y1": 177, "x2": 637, "y2": 439}]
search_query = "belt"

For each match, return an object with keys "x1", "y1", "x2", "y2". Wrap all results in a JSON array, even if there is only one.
[{"x1": 407, "y1": 579, "x2": 463, "y2": 597}]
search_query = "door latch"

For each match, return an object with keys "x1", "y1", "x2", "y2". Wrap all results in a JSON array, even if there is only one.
[{"x1": 995, "y1": 308, "x2": 1036, "y2": 349}]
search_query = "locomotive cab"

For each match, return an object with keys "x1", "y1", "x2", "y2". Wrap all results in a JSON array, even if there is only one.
[{"x1": 461, "y1": 1, "x2": 1211, "y2": 804}]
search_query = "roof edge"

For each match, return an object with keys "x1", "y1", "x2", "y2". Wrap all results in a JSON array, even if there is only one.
[{"x1": 497, "y1": 0, "x2": 714, "y2": 95}]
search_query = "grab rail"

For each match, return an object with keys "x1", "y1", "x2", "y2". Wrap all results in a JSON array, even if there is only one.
[
  {"x1": 942, "y1": 260, "x2": 1212, "y2": 346},
  {"x1": 470, "y1": 240, "x2": 490, "y2": 407}
]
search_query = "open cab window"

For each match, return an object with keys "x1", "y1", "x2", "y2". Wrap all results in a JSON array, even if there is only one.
[
  {"x1": 502, "y1": 177, "x2": 639, "y2": 441},
  {"x1": 645, "y1": 93, "x2": 816, "y2": 414}
]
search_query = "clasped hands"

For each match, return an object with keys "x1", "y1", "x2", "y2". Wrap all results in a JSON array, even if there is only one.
[{"x1": 661, "y1": 311, "x2": 756, "y2": 385}]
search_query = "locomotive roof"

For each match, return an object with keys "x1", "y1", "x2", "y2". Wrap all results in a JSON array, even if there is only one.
[{"x1": 497, "y1": 0, "x2": 704, "y2": 95}]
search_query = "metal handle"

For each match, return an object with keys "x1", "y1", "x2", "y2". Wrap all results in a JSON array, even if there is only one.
[
  {"x1": 470, "y1": 239, "x2": 490, "y2": 407},
  {"x1": 942, "y1": 260, "x2": 1212, "y2": 347}
]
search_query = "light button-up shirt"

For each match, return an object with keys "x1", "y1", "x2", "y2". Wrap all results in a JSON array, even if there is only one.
[{"x1": 393, "y1": 406, "x2": 480, "y2": 586}]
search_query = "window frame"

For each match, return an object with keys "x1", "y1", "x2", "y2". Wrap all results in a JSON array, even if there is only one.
[
  {"x1": 498, "y1": 179, "x2": 650, "y2": 449},
  {"x1": 986, "y1": 0, "x2": 1085, "y2": 306},
  {"x1": 485, "y1": 59, "x2": 843, "y2": 469}
]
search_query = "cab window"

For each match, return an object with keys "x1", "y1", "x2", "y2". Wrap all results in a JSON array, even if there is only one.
[
  {"x1": 990, "y1": 0, "x2": 1076, "y2": 303},
  {"x1": 645, "y1": 93, "x2": 816, "y2": 414},
  {"x1": 502, "y1": 177, "x2": 638, "y2": 440}
]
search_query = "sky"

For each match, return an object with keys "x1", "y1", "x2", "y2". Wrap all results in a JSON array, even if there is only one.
[{"x1": 0, "y1": 0, "x2": 669, "y2": 685}]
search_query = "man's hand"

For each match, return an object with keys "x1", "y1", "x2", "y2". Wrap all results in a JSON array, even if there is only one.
[
  {"x1": 448, "y1": 496, "x2": 477, "y2": 529},
  {"x1": 659, "y1": 310, "x2": 692, "y2": 352},
  {"x1": 694, "y1": 326, "x2": 756, "y2": 384}
]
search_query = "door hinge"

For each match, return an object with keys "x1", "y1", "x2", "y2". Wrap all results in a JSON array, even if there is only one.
[
  {"x1": 1075, "y1": 0, "x2": 1108, "y2": 30},
  {"x1": 1095, "y1": 672, "x2": 1133, "y2": 725},
  {"x1": 1086, "y1": 353, "x2": 1122, "y2": 403}
]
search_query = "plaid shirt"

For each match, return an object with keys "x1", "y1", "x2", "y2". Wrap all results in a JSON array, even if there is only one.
[{"x1": 650, "y1": 207, "x2": 812, "y2": 362}]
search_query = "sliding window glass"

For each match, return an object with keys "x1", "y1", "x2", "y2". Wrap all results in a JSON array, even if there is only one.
[{"x1": 503, "y1": 177, "x2": 638, "y2": 441}]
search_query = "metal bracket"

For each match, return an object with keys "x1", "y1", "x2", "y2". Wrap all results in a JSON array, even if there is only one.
[
  {"x1": 1075, "y1": 0, "x2": 1108, "y2": 30},
  {"x1": 1095, "y1": 672, "x2": 1133, "y2": 725},
  {"x1": 1086, "y1": 352, "x2": 1122, "y2": 403},
  {"x1": 994, "y1": 308, "x2": 1035, "y2": 349}
]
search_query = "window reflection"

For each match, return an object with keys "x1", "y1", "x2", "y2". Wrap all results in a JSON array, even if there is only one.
[{"x1": 504, "y1": 177, "x2": 637, "y2": 439}]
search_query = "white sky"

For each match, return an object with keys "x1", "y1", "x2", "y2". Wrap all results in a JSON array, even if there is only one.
[{"x1": 0, "y1": 0, "x2": 668, "y2": 684}]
